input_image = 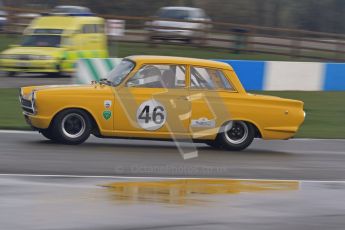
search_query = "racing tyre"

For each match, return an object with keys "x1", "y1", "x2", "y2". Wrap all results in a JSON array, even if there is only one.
[
  {"x1": 205, "y1": 141, "x2": 220, "y2": 149},
  {"x1": 215, "y1": 121, "x2": 255, "y2": 151},
  {"x1": 49, "y1": 72, "x2": 61, "y2": 77},
  {"x1": 40, "y1": 129, "x2": 57, "y2": 141},
  {"x1": 51, "y1": 109, "x2": 91, "y2": 145},
  {"x1": 7, "y1": 71, "x2": 16, "y2": 77}
]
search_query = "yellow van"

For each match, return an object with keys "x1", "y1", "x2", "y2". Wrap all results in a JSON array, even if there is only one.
[{"x1": 0, "y1": 13, "x2": 108, "y2": 76}]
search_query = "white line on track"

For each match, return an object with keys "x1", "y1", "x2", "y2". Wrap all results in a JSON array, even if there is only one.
[
  {"x1": 0, "y1": 130, "x2": 36, "y2": 134},
  {"x1": 0, "y1": 130, "x2": 344, "y2": 141},
  {"x1": 0, "y1": 173, "x2": 345, "y2": 183}
]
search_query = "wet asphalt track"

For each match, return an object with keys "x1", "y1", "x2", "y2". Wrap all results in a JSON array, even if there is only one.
[
  {"x1": 1, "y1": 175, "x2": 345, "y2": 230},
  {"x1": 1, "y1": 131, "x2": 345, "y2": 230},
  {"x1": 0, "y1": 131, "x2": 344, "y2": 180}
]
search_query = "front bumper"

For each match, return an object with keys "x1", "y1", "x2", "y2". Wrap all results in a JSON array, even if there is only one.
[
  {"x1": 23, "y1": 113, "x2": 51, "y2": 129},
  {"x1": 20, "y1": 92, "x2": 51, "y2": 129},
  {"x1": 0, "y1": 59, "x2": 60, "y2": 73}
]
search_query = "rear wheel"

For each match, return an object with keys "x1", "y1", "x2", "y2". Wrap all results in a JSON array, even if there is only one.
[
  {"x1": 183, "y1": 37, "x2": 192, "y2": 44},
  {"x1": 51, "y1": 109, "x2": 91, "y2": 145},
  {"x1": 215, "y1": 121, "x2": 255, "y2": 151}
]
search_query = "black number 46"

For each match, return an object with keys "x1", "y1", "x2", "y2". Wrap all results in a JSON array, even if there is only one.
[{"x1": 138, "y1": 105, "x2": 165, "y2": 124}]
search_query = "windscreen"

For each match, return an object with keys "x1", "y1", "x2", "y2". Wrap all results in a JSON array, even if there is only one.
[
  {"x1": 21, "y1": 35, "x2": 61, "y2": 47},
  {"x1": 157, "y1": 9, "x2": 190, "y2": 20},
  {"x1": 108, "y1": 59, "x2": 135, "y2": 86}
]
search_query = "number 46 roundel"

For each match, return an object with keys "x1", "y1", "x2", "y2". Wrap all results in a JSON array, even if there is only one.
[{"x1": 136, "y1": 99, "x2": 167, "y2": 131}]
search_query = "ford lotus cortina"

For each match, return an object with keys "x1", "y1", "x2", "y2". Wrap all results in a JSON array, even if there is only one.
[{"x1": 19, "y1": 56, "x2": 305, "y2": 150}]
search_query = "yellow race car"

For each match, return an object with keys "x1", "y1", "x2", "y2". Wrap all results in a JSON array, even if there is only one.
[{"x1": 19, "y1": 55, "x2": 305, "y2": 150}]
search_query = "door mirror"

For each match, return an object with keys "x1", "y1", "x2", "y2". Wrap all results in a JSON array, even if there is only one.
[{"x1": 127, "y1": 81, "x2": 135, "y2": 87}]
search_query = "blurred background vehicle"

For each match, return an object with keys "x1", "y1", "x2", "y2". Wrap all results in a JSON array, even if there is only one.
[
  {"x1": 0, "y1": 5, "x2": 108, "y2": 76},
  {"x1": 50, "y1": 5, "x2": 92, "y2": 15},
  {"x1": 0, "y1": 0, "x2": 7, "y2": 31},
  {"x1": 0, "y1": 0, "x2": 343, "y2": 63},
  {"x1": 146, "y1": 6, "x2": 211, "y2": 44},
  {"x1": 0, "y1": 10, "x2": 7, "y2": 31}
]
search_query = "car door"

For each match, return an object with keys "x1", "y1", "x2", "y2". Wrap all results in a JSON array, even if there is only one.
[
  {"x1": 114, "y1": 64, "x2": 191, "y2": 139},
  {"x1": 188, "y1": 66, "x2": 235, "y2": 139}
]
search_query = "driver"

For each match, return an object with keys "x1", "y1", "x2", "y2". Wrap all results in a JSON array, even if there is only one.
[{"x1": 138, "y1": 65, "x2": 162, "y2": 87}]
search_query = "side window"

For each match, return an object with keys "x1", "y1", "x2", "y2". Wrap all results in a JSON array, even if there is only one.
[
  {"x1": 199, "y1": 9, "x2": 206, "y2": 18},
  {"x1": 126, "y1": 64, "x2": 186, "y2": 89},
  {"x1": 192, "y1": 9, "x2": 201, "y2": 19},
  {"x1": 190, "y1": 66, "x2": 233, "y2": 90},
  {"x1": 82, "y1": 24, "x2": 95, "y2": 33},
  {"x1": 95, "y1": 24, "x2": 104, "y2": 33}
]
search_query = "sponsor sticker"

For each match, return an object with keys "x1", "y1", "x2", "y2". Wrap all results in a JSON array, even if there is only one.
[
  {"x1": 104, "y1": 100, "x2": 112, "y2": 109},
  {"x1": 191, "y1": 117, "x2": 215, "y2": 128},
  {"x1": 103, "y1": 110, "x2": 112, "y2": 120}
]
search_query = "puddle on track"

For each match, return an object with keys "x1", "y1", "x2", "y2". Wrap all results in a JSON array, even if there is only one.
[{"x1": 102, "y1": 179, "x2": 299, "y2": 205}]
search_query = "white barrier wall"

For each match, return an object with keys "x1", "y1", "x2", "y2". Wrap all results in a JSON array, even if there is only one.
[
  {"x1": 264, "y1": 62, "x2": 324, "y2": 90},
  {"x1": 75, "y1": 58, "x2": 122, "y2": 84},
  {"x1": 218, "y1": 60, "x2": 345, "y2": 90},
  {"x1": 76, "y1": 58, "x2": 345, "y2": 90}
]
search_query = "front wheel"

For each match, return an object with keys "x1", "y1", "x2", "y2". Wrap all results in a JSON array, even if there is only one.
[
  {"x1": 6, "y1": 71, "x2": 16, "y2": 77},
  {"x1": 51, "y1": 109, "x2": 91, "y2": 145},
  {"x1": 48, "y1": 72, "x2": 62, "y2": 77},
  {"x1": 204, "y1": 141, "x2": 220, "y2": 149},
  {"x1": 215, "y1": 121, "x2": 255, "y2": 151},
  {"x1": 40, "y1": 129, "x2": 57, "y2": 141}
]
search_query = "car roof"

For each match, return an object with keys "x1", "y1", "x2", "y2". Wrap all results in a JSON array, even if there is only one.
[
  {"x1": 127, "y1": 55, "x2": 232, "y2": 70},
  {"x1": 29, "y1": 16, "x2": 104, "y2": 30},
  {"x1": 160, "y1": 6, "x2": 202, "y2": 11},
  {"x1": 53, "y1": 5, "x2": 91, "y2": 12},
  {"x1": 55, "y1": 5, "x2": 88, "y2": 9}
]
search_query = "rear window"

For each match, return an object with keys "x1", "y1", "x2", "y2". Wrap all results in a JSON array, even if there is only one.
[
  {"x1": 82, "y1": 24, "x2": 95, "y2": 33},
  {"x1": 157, "y1": 9, "x2": 190, "y2": 20},
  {"x1": 190, "y1": 66, "x2": 233, "y2": 90},
  {"x1": 82, "y1": 24, "x2": 104, "y2": 33}
]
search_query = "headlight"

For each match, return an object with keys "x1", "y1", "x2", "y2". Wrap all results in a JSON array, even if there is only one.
[
  {"x1": 31, "y1": 90, "x2": 36, "y2": 100},
  {"x1": 31, "y1": 90, "x2": 37, "y2": 114},
  {"x1": 18, "y1": 88, "x2": 23, "y2": 104},
  {"x1": 41, "y1": 55, "x2": 54, "y2": 60},
  {"x1": 29, "y1": 55, "x2": 53, "y2": 60},
  {"x1": 1, "y1": 54, "x2": 18, "y2": 59},
  {"x1": 19, "y1": 88, "x2": 23, "y2": 97}
]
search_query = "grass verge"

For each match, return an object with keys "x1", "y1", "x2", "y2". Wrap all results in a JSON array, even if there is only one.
[
  {"x1": 252, "y1": 91, "x2": 345, "y2": 139},
  {"x1": 0, "y1": 88, "x2": 29, "y2": 130},
  {"x1": 1, "y1": 88, "x2": 344, "y2": 138}
]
